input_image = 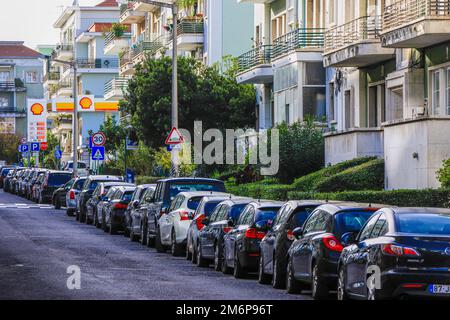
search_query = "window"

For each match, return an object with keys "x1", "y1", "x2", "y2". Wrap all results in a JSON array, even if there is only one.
[
  {"x1": 26, "y1": 71, "x2": 38, "y2": 83},
  {"x1": 0, "y1": 117, "x2": 15, "y2": 134},
  {"x1": 303, "y1": 210, "x2": 320, "y2": 234},
  {"x1": 371, "y1": 214, "x2": 388, "y2": 237},
  {"x1": 432, "y1": 70, "x2": 440, "y2": 115},
  {"x1": 273, "y1": 204, "x2": 291, "y2": 226},
  {"x1": 304, "y1": 62, "x2": 326, "y2": 121},
  {"x1": 446, "y1": 68, "x2": 450, "y2": 115},
  {"x1": 288, "y1": 206, "x2": 316, "y2": 229},
  {"x1": 285, "y1": 104, "x2": 290, "y2": 124},
  {"x1": 395, "y1": 213, "x2": 450, "y2": 235},
  {"x1": 0, "y1": 71, "x2": 9, "y2": 82},
  {"x1": 358, "y1": 213, "x2": 381, "y2": 241},
  {"x1": 0, "y1": 97, "x2": 8, "y2": 107},
  {"x1": 312, "y1": 211, "x2": 330, "y2": 232},
  {"x1": 329, "y1": 82, "x2": 335, "y2": 122}
]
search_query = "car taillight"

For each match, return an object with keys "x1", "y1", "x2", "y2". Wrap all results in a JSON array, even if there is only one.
[
  {"x1": 196, "y1": 214, "x2": 205, "y2": 230},
  {"x1": 223, "y1": 227, "x2": 232, "y2": 233},
  {"x1": 287, "y1": 229, "x2": 295, "y2": 241},
  {"x1": 382, "y1": 244, "x2": 420, "y2": 257},
  {"x1": 322, "y1": 235, "x2": 344, "y2": 252},
  {"x1": 69, "y1": 190, "x2": 75, "y2": 200},
  {"x1": 179, "y1": 211, "x2": 190, "y2": 221},
  {"x1": 245, "y1": 228, "x2": 265, "y2": 240},
  {"x1": 114, "y1": 203, "x2": 128, "y2": 209}
]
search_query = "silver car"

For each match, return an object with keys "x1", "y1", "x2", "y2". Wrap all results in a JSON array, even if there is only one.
[{"x1": 65, "y1": 177, "x2": 87, "y2": 216}]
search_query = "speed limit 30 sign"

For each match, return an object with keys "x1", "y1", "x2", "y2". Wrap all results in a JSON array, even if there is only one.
[{"x1": 92, "y1": 132, "x2": 106, "y2": 147}]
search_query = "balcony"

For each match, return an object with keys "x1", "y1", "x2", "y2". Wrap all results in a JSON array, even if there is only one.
[
  {"x1": 381, "y1": 0, "x2": 450, "y2": 48},
  {"x1": 55, "y1": 80, "x2": 73, "y2": 97},
  {"x1": 176, "y1": 18, "x2": 204, "y2": 50},
  {"x1": 76, "y1": 58, "x2": 119, "y2": 70},
  {"x1": 119, "y1": 2, "x2": 145, "y2": 24},
  {"x1": 43, "y1": 72, "x2": 60, "y2": 84},
  {"x1": 132, "y1": 0, "x2": 160, "y2": 12},
  {"x1": 104, "y1": 31, "x2": 131, "y2": 55},
  {"x1": 120, "y1": 48, "x2": 134, "y2": 76},
  {"x1": 0, "y1": 107, "x2": 26, "y2": 116},
  {"x1": 272, "y1": 28, "x2": 325, "y2": 60},
  {"x1": 324, "y1": 16, "x2": 395, "y2": 67},
  {"x1": 104, "y1": 77, "x2": 128, "y2": 101},
  {"x1": 52, "y1": 44, "x2": 74, "y2": 62},
  {"x1": 0, "y1": 79, "x2": 26, "y2": 92},
  {"x1": 236, "y1": 45, "x2": 273, "y2": 84}
]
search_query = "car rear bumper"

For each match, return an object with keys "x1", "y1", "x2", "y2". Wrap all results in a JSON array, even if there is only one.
[
  {"x1": 174, "y1": 220, "x2": 191, "y2": 243},
  {"x1": 319, "y1": 258, "x2": 339, "y2": 288}
]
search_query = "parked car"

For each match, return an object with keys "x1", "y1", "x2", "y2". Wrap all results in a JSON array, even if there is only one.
[
  {"x1": 0, "y1": 166, "x2": 14, "y2": 189},
  {"x1": 223, "y1": 201, "x2": 284, "y2": 278},
  {"x1": 131, "y1": 185, "x2": 158, "y2": 245},
  {"x1": 77, "y1": 175, "x2": 123, "y2": 223},
  {"x1": 258, "y1": 201, "x2": 326, "y2": 288},
  {"x1": 17, "y1": 169, "x2": 32, "y2": 196},
  {"x1": 35, "y1": 171, "x2": 72, "y2": 204},
  {"x1": 31, "y1": 172, "x2": 46, "y2": 202},
  {"x1": 196, "y1": 198, "x2": 252, "y2": 268},
  {"x1": 102, "y1": 186, "x2": 136, "y2": 234},
  {"x1": 126, "y1": 184, "x2": 156, "y2": 240},
  {"x1": 63, "y1": 161, "x2": 89, "y2": 177},
  {"x1": 156, "y1": 191, "x2": 229, "y2": 256},
  {"x1": 337, "y1": 207, "x2": 450, "y2": 300},
  {"x1": 25, "y1": 169, "x2": 45, "y2": 200},
  {"x1": 10, "y1": 168, "x2": 26, "y2": 194},
  {"x1": 52, "y1": 179, "x2": 74, "y2": 209},
  {"x1": 140, "y1": 178, "x2": 227, "y2": 247},
  {"x1": 186, "y1": 195, "x2": 235, "y2": 261},
  {"x1": 286, "y1": 203, "x2": 379, "y2": 299},
  {"x1": 65, "y1": 177, "x2": 87, "y2": 216},
  {"x1": 86, "y1": 181, "x2": 134, "y2": 225},
  {"x1": 3, "y1": 168, "x2": 17, "y2": 192}
]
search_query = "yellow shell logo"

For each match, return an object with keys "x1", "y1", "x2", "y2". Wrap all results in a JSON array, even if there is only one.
[
  {"x1": 30, "y1": 103, "x2": 44, "y2": 116},
  {"x1": 79, "y1": 97, "x2": 93, "y2": 110}
]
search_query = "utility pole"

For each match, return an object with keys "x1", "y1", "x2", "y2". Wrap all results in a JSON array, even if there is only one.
[
  {"x1": 72, "y1": 64, "x2": 78, "y2": 178},
  {"x1": 171, "y1": 2, "x2": 179, "y2": 177}
]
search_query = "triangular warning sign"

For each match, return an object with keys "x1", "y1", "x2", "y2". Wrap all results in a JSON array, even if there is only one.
[
  {"x1": 165, "y1": 127, "x2": 184, "y2": 145},
  {"x1": 93, "y1": 149, "x2": 103, "y2": 160}
]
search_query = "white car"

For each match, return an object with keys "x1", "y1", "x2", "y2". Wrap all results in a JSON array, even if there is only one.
[
  {"x1": 63, "y1": 161, "x2": 89, "y2": 177},
  {"x1": 156, "y1": 191, "x2": 231, "y2": 256}
]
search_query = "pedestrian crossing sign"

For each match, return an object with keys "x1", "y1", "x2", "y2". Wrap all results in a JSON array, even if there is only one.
[{"x1": 92, "y1": 146, "x2": 105, "y2": 161}]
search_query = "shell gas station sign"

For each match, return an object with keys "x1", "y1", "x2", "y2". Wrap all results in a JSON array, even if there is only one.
[
  {"x1": 50, "y1": 96, "x2": 119, "y2": 113},
  {"x1": 27, "y1": 99, "x2": 47, "y2": 143}
]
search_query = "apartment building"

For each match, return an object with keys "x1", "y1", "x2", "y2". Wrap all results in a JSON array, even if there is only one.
[
  {"x1": 113, "y1": 0, "x2": 253, "y2": 96},
  {"x1": 236, "y1": 0, "x2": 327, "y2": 130},
  {"x1": 0, "y1": 41, "x2": 44, "y2": 138},
  {"x1": 323, "y1": 0, "x2": 450, "y2": 189},
  {"x1": 44, "y1": 0, "x2": 122, "y2": 164}
]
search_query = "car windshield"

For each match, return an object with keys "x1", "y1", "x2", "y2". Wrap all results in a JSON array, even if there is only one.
[
  {"x1": 229, "y1": 204, "x2": 247, "y2": 222},
  {"x1": 75, "y1": 179, "x2": 86, "y2": 190},
  {"x1": 335, "y1": 210, "x2": 376, "y2": 236},
  {"x1": 47, "y1": 173, "x2": 72, "y2": 187},
  {"x1": 395, "y1": 213, "x2": 450, "y2": 235},
  {"x1": 68, "y1": 162, "x2": 87, "y2": 169},
  {"x1": 122, "y1": 191, "x2": 134, "y2": 202},
  {"x1": 1, "y1": 168, "x2": 12, "y2": 177},
  {"x1": 255, "y1": 207, "x2": 281, "y2": 223},
  {"x1": 169, "y1": 182, "x2": 225, "y2": 200},
  {"x1": 203, "y1": 200, "x2": 222, "y2": 217},
  {"x1": 292, "y1": 207, "x2": 316, "y2": 228},
  {"x1": 187, "y1": 197, "x2": 203, "y2": 211}
]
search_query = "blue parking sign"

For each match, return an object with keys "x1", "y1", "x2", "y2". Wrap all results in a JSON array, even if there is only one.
[
  {"x1": 20, "y1": 144, "x2": 29, "y2": 153},
  {"x1": 31, "y1": 142, "x2": 40, "y2": 152}
]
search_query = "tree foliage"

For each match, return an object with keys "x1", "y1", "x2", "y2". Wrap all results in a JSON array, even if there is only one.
[
  {"x1": 0, "y1": 134, "x2": 20, "y2": 164},
  {"x1": 119, "y1": 56, "x2": 256, "y2": 150},
  {"x1": 98, "y1": 115, "x2": 125, "y2": 156},
  {"x1": 437, "y1": 158, "x2": 450, "y2": 188}
]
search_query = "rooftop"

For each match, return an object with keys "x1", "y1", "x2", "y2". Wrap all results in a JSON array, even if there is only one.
[{"x1": 0, "y1": 41, "x2": 42, "y2": 58}]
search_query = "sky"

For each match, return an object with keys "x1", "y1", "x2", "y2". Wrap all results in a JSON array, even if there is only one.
[{"x1": 0, "y1": 0, "x2": 100, "y2": 50}]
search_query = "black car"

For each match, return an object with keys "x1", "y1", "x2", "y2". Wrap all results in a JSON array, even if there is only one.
[
  {"x1": 3, "y1": 169, "x2": 17, "y2": 192},
  {"x1": 141, "y1": 178, "x2": 227, "y2": 247},
  {"x1": 86, "y1": 181, "x2": 134, "y2": 226},
  {"x1": 0, "y1": 166, "x2": 14, "y2": 189},
  {"x1": 77, "y1": 175, "x2": 123, "y2": 222},
  {"x1": 25, "y1": 169, "x2": 45, "y2": 200},
  {"x1": 338, "y1": 207, "x2": 450, "y2": 300},
  {"x1": 258, "y1": 201, "x2": 325, "y2": 288},
  {"x1": 10, "y1": 168, "x2": 26, "y2": 194},
  {"x1": 196, "y1": 198, "x2": 252, "y2": 269},
  {"x1": 223, "y1": 201, "x2": 284, "y2": 278},
  {"x1": 186, "y1": 195, "x2": 233, "y2": 261},
  {"x1": 125, "y1": 184, "x2": 156, "y2": 239},
  {"x1": 103, "y1": 186, "x2": 136, "y2": 235},
  {"x1": 52, "y1": 178, "x2": 74, "y2": 209},
  {"x1": 286, "y1": 203, "x2": 379, "y2": 299},
  {"x1": 132, "y1": 186, "x2": 158, "y2": 245},
  {"x1": 36, "y1": 171, "x2": 72, "y2": 204}
]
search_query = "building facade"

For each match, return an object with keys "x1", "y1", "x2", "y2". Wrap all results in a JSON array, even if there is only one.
[{"x1": 0, "y1": 41, "x2": 44, "y2": 139}]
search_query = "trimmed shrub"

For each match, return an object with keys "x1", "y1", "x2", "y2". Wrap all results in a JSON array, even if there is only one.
[
  {"x1": 225, "y1": 183, "x2": 293, "y2": 201},
  {"x1": 287, "y1": 189, "x2": 450, "y2": 208},
  {"x1": 135, "y1": 176, "x2": 167, "y2": 185},
  {"x1": 437, "y1": 158, "x2": 450, "y2": 188},
  {"x1": 314, "y1": 159, "x2": 384, "y2": 192},
  {"x1": 292, "y1": 156, "x2": 377, "y2": 191}
]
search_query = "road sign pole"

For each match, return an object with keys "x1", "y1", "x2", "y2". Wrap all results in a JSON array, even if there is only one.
[
  {"x1": 27, "y1": 143, "x2": 31, "y2": 168},
  {"x1": 171, "y1": 3, "x2": 179, "y2": 178}
]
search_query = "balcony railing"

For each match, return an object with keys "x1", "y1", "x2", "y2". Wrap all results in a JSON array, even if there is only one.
[
  {"x1": 104, "y1": 77, "x2": 128, "y2": 96},
  {"x1": 104, "y1": 31, "x2": 128, "y2": 48},
  {"x1": 132, "y1": 34, "x2": 169, "y2": 58},
  {"x1": 324, "y1": 16, "x2": 381, "y2": 53},
  {"x1": 272, "y1": 28, "x2": 324, "y2": 59},
  {"x1": 56, "y1": 79, "x2": 73, "y2": 90},
  {"x1": 237, "y1": 45, "x2": 272, "y2": 74},
  {"x1": 0, "y1": 79, "x2": 26, "y2": 91},
  {"x1": 383, "y1": 0, "x2": 450, "y2": 31},
  {"x1": 52, "y1": 44, "x2": 74, "y2": 58},
  {"x1": 120, "y1": 1, "x2": 136, "y2": 15},
  {"x1": 120, "y1": 48, "x2": 133, "y2": 66},
  {"x1": 177, "y1": 18, "x2": 204, "y2": 35},
  {"x1": 44, "y1": 72, "x2": 60, "y2": 82},
  {"x1": 0, "y1": 107, "x2": 24, "y2": 114},
  {"x1": 76, "y1": 58, "x2": 119, "y2": 69}
]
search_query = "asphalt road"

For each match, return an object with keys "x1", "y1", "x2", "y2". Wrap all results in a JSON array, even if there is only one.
[{"x1": 0, "y1": 190, "x2": 311, "y2": 300}]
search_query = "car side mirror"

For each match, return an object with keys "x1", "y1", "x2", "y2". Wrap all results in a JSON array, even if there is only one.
[
  {"x1": 201, "y1": 217, "x2": 209, "y2": 226},
  {"x1": 255, "y1": 220, "x2": 268, "y2": 231},
  {"x1": 188, "y1": 212, "x2": 195, "y2": 220},
  {"x1": 133, "y1": 200, "x2": 139, "y2": 208},
  {"x1": 227, "y1": 218, "x2": 234, "y2": 227},
  {"x1": 292, "y1": 227, "x2": 303, "y2": 239},
  {"x1": 340, "y1": 232, "x2": 358, "y2": 247}
]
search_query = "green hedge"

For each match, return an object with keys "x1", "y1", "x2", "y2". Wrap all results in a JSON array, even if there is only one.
[
  {"x1": 225, "y1": 183, "x2": 293, "y2": 201},
  {"x1": 135, "y1": 176, "x2": 167, "y2": 185},
  {"x1": 287, "y1": 189, "x2": 450, "y2": 208},
  {"x1": 292, "y1": 156, "x2": 377, "y2": 191},
  {"x1": 314, "y1": 159, "x2": 384, "y2": 192}
]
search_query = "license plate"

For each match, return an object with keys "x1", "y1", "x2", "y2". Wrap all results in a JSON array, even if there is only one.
[{"x1": 429, "y1": 284, "x2": 450, "y2": 294}]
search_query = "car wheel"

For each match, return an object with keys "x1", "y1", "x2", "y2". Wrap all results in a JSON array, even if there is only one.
[
  {"x1": 79, "y1": 207, "x2": 86, "y2": 223},
  {"x1": 130, "y1": 224, "x2": 139, "y2": 242},
  {"x1": 221, "y1": 242, "x2": 232, "y2": 274},
  {"x1": 272, "y1": 256, "x2": 286, "y2": 289},
  {"x1": 196, "y1": 242, "x2": 209, "y2": 268},
  {"x1": 108, "y1": 214, "x2": 117, "y2": 235},
  {"x1": 140, "y1": 222, "x2": 148, "y2": 246},
  {"x1": 146, "y1": 226, "x2": 154, "y2": 247},
  {"x1": 124, "y1": 222, "x2": 130, "y2": 238},
  {"x1": 233, "y1": 247, "x2": 246, "y2": 279},
  {"x1": 171, "y1": 229, "x2": 183, "y2": 256},
  {"x1": 213, "y1": 243, "x2": 223, "y2": 272},
  {"x1": 191, "y1": 242, "x2": 198, "y2": 264},
  {"x1": 286, "y1": 257, "x2": 302, "y2": 294},
  {"x1": 38, "y1": 194, "x2": 43, "y2": 204},
  {"x1": 337, "y1": 268, "x2": 349, "y2": 301},
  {"x1": 55, "y1": 198, "x2": 61, "y2": 210},
  {"x1": 258, "y1": 255, "x2": 271, "y2": 284},
  {"x1": 155, "y1": 228, "x2": 165, "y2": 253},
  {"x1": 311, "y1": 263, "x2": 329, "y2": 300},
  {"x1": 102, "y1": 214, "x2": 108, "y2": 233}
]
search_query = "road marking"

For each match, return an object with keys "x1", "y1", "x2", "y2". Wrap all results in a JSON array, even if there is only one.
[{"x1": 0, "y1": 203, "x2": 54, "y2": 210}]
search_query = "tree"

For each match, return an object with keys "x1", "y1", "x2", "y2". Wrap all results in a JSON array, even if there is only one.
[
  {"x1": 0, "y1": 134, "x2": 20, "y2": 164},
  {"x1": 120, "y1": 56, "x2": 256, "y2": 150},
  {"x1": 437, "y1": 158, "x2": 450, "y2": 188},
  {"x1": 42, "y1": 131, "x2": 60, "y2": 169},
  {"x1": 98, "y1": 115, "x2": 125, "y2": 156}
]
